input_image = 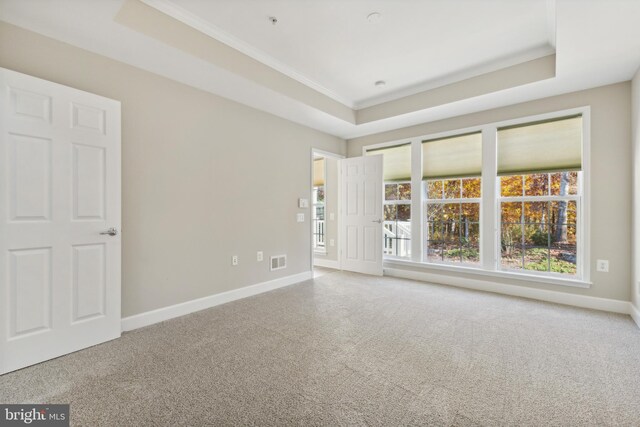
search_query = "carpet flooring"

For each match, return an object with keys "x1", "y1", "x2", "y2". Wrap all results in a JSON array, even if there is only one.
[{"x1": 1, "y1": 270, "x2": 640, "y2": 426}]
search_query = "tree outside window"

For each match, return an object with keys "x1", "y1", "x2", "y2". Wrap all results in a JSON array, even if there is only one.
[
  {"x1": 425, "y1": 178, "x2": 481, "y2": 265},
  {"x1": 500, "y1": 172, "x2": 578, "y2": 275}
]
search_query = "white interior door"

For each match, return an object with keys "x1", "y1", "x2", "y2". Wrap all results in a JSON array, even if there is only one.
[
  {"x1": 340, "y1": 155, "x2": 383, "y2": 276},
  {"x1": 0, "y1": 68, "x2": 121, "y2": 374}
]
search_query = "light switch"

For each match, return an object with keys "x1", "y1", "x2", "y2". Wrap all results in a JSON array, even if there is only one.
[
  {"x1": 329, "y1": 213, "x2": 335, "y2": 221},
  {"x1": 296, "y1": 213, "x2": 305, "y2": 222},
  {"x1": 330, "y1": 239, "x2": 335, "y2": 247},
  {"x1": 298, "y1": 198, "x2": 309, "y2": 208}
]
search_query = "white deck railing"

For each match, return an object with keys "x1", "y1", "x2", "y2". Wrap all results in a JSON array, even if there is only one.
[
  {"x1": 384, "y1": 221, "x2": 411, "y2": 257},
  {"x1": 313, "y1": 219, "x2": 325, "y2": 249},
  {"x1": 313, "y1": 220, "x2": 411, "y2": 258}
]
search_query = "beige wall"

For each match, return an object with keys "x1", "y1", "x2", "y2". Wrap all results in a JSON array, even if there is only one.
[
  {"x1": 0, "y1": 22, "x2": 346, "y2": 317},
  {"x1": 349, "y1": 82, "x2": 632, "y2": 302},
  {"x1": 632, "y1": 69, "x2": 640, "y2": 311}
]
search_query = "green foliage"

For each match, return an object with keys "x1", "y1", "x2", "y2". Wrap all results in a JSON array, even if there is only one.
[
  {"x1": 524, "y1": 248, "x2": 577, "y2": 274},
  {"x1": 529, "y1": 228, "x2": 548, "y2": 246},
  {"x1": 550, "y1": 260, "x2": 577, "y2": 274},
  {"x1": 444, "y1": 247, "x2": 479, "y2": 260},
  {"x1": 525, "y1": 258, "x2": 577, "y2": 274}
]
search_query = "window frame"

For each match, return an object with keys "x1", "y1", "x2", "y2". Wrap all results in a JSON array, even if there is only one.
[
  {"x1": 423, "y1": 178, "x2": 482, "y2": 266},
  {"x1": 383, "y1": 180, "x2": 412, "y2": 259},
  {"x1": 312, "y1": 156, "x2": 327, "y2": 254},
  {"x1": 492, "y1": 108, "x2": 589, "y2": 283},
  {"x1": 312, "y1": 185, "x2": 326, "y2": 253},
  {"x1": 363, "y1": 139, "x2": 418, "y2": 261},
  {"x1": 497, "y1": 174, "x2": 583, "y2": 279},
  {"x1": 361, "y1": 106, "x2": 591, "y2": 288}
]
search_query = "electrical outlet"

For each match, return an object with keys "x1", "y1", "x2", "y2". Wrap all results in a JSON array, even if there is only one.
[
  {"x1": 298, "y1": 198, "x2": 309, "y2": 208},
  {"x1": 296, "y1": 213, "x2": 305, "y2": 222},
  {"x1": 329, "y1": 213, "x2": 335, "y2": 221},
  {"x1": 232, "y1": 255, "x2": 238, "y2": 266},
  {"x1": 596, "y1": 259, "x2": 609, "y2": 272},
  {"x1": 330, "y1": 239, "x2": 335, "y2": 247},
  {"x1": 257, "y1": 251, "x2": 263, "y2": 262}
]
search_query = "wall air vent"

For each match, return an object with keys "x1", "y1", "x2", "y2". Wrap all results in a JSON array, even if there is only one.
[{"x1": 270, "y1": 255, "x2": 286, "y2": 271}]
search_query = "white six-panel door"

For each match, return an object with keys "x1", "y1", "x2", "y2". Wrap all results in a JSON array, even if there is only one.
[
  {"x1": 0, "y1": 68, "x2": 121, "y2": 374},
  {"x1": 340, "y1": 155, "x2": 383, "y2": 276}
]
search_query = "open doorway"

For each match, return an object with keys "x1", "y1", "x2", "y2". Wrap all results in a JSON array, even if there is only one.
[{"x1": 311, "y1": 149, "x2": 343, "y2": 276}]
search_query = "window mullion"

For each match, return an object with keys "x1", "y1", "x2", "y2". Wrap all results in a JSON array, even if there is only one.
[
  {"x1": 411, "y1": 139, "x2": 422, "y2": 262},
  {"x1": 481, "y1": 126, "x2": 497, "y2": 271}
]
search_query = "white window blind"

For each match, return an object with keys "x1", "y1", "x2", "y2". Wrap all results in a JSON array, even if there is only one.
[
  {"x1": 497, "y1": 115, "x2": 582, "y2": 176},
  {"x1": 366, "y1": 143, "x2": 412, "y2": 182},
  {"x1": 313, "y1": 158, "x2": 325, "y2": 186},
  {"x1": 422, "y1": 132, "x2": 482, "y2": 180}
]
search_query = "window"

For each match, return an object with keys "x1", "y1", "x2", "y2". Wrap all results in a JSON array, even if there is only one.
[
  {"x1": 312, "y1": 158, "x2": 325, "y2": 252},
  {"x1": 499, "y1": 173, "x2": 579, "y2": 275},
  {"x1": 361, "y1": 108, "x2": 587, "y2": 284},
  {"x1": 425, "y1": 178, "x2": 481, "y2": 265},
  {"x1": 423, "y1": 132, "x2": 482, "y2": 266},
  {"x1": 384, "y1": 182, "x2": 411, "y2": 257},
  {"x1": 366, "y1": 143, "x2": 412, "y2": 258},
  {"x1": 497, "y1": 115, "x2": 582, "y2": 277}
]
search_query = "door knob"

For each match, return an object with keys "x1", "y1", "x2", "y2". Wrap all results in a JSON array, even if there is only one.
[
  {"x1": 372, "y1": 219, "x2": 382, "y2": 224},
  {"x1": 100, "y1": 227, "x2": 118, "y2": 236}
]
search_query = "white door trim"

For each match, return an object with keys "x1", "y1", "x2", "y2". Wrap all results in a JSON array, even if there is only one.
[{"x1": 310, "y1": 148, "x2": 344, "y2": 272}]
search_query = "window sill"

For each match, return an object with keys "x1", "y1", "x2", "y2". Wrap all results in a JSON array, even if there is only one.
[{"x1": 384, "y1": 258, "x2": 592, "y2": 289}]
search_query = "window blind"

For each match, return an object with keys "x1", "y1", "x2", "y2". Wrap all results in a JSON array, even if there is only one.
[
  {"x1": 422, "y1": 132, "x2": 482, "y2": 180},
  {"x1": 497, "y1": 115, "x2": 582, "y2": 176},
  {"x1": 313, "y1": 158, "x2": 325, "y2": 186},
  {"x1": 366, "y1": 143, "x2": 412, "y2": 182}
]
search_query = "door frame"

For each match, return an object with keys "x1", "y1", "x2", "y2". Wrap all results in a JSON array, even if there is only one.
[{"x1": 310, "y1": 148, "x2": 344, "y2": 272}]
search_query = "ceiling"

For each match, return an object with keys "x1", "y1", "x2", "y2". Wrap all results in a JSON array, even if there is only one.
[
  {"x1": 1, "y1": 0, "x2": 640, "y2": 139},
  {"x1": 159, "y1": 0, "x2": 555, "y2": 108}
]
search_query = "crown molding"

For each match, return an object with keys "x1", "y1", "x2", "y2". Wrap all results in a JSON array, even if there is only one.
[
  {"x1": 139, "y1": 0, "x2": 557, "y2": 113},
  {"x1": 354, "y1": 45, "x2": 556, "y2": 109},
  {"x1": 139, "y1": 0, "x2": 355, "y2": 108}
]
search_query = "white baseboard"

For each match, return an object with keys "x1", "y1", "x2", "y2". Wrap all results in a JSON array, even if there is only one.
[
  {"x1": 313, "y1": 257, "x2": 340, "y2": 269},
  {"x1": 121, "y1": 271, "x2": 313, "y2": 332},
  {"x1": 630, "y1": 302, "x2": 640, "y2": 328},
  {"x1": 385, "y1": 267, "x2": 631, "y2": 315}
]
